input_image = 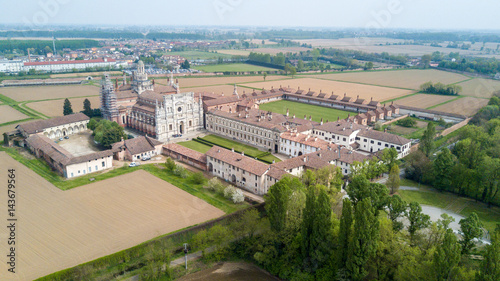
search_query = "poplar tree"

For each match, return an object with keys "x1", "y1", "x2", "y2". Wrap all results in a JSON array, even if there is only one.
[
  {"x1": 432, "y1": 229, "x2": 461, "y2": 281},
  {"x1": 337, "y1": 198, "x2": 353, "y2": 269},
  {"x1": 63, "y1": 98, "x2": 73, "y2": 115},
  {"x1": 347, "y1": 198, "x2": 379, "y2": 281}
]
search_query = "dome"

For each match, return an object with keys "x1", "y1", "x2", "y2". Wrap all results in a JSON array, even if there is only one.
[{"x1": 138, "y1": 60, "x2": 144, "y2": 67}]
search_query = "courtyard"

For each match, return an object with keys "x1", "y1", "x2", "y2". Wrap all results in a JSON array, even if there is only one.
[{"x1": 56, "y1": 130, "x2": 102, "y2": 156}]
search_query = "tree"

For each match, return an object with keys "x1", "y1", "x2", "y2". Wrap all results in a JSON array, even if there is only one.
[
  {"x1": 3, "y1": 132, "x2": 9, "y2": 147},
  {"x1": 477, "y1": 227, "x2": 500, "y2": 281},
  {"x1": 432, "y1": 229, "x2": 461, "y2": 281},
  {"x1": 419, "y1": 122, "x2": 436, "y2": 157},
  {"x1": 265, "y1": 176, "x2": 299, "y2": 233},
  {"x1": 433, "y1": 148, "x2": 456, "y2": 191},
  {"x1": 347, "y1": 198, "x2": 379, "y2": 280},
  {"x1": 347, "y1": 175, "x2": 388, "y2": 214},
  {"x1": 165, "y1": 157, "x2": 176, "y2": 171},
  {"x1": 459, "y1": 212, "x2": 483, "y2": 255},
  {"x1": 92, "y1": 119, "x2": 127, "y2": 148},
  {"x1": 63, "y1": 98, "x2": 73, "y2": 115},
  {"x1": 337, "y1": 198, "x2": 353, "y2": 269},
  {"x1": 421, "y1": 54, "x2": 432, "y2": 68},
  {"x1": 181, "y1": 59, "x2": 190, "y2": 69},
  {"x1": 297, "y1": 59, "x2": 305, "y2": 71},
  {"x1": 388, "y1": 195, "x2": 407, "y2": 232},
  {"x1": 364, "y1": 62, "x2": 374, "y2": 70},
  {"x1": 263, "y1": 72, "x2": 267, "y2": 81},
  {"x1": 87, "y1": 118, "x2": 98, "y2": 130},
  {"x1": 407, "y1": 201, "x2": 430, "y2": 244},
  {"x1": 387, "y1": 164, "x2": 401, "y2": 194},
  {"x1": 289, "y1": 66, "x2": 297, "y2": 78},
  {"x1": 83, "y1": 98, "x2": 92, "y2": 117}
]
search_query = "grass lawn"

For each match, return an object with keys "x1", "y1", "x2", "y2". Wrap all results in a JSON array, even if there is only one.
[
  {"x1": 194, "y1": 63, "x2": 278, "y2": 73},
  {"x1": 0, "y1": 146, "x2": 247, "y2": 214},
  {"x1": 178, "y1": 140, "x2": 213, "y2": 153},
  {"x1": 398, "y1": 178, "x2": 500, "y2": 234},
  {"x1": 259, "y1": 100, "x2": 351, "y2": 123},
  {"x1": 201, "y1": 134, "x2": 281, "y2": 163}
]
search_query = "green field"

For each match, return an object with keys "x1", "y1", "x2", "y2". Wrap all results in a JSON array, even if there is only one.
[
  {"x1": 168, "y1": 51, "x2": 236, "y2": 60},
  {"x1": 200, "y1": 134, "x2": 281, "y2": 163},
  {"x1": 177, "y1": 140, "x2": 213, "y2": 153},
  {"x1": 259, "y1": 100, "x2": 351, "y2": 123},
  {"x1": 194, "y1": 63, "x2": 278, "y2": 73},
  {"x1": 398, "y1": 179, "x2": 500, "y2": 234}
]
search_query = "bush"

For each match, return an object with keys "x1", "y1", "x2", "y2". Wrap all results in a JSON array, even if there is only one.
[
  {"x1": 396, "y1": 117, "x2": 417, "y2": 128},
  {"x1": 165, "y1": 157, "x2": 176, "y2": 171},
  {"x1": 206, "y1": 177, "x2": 225, "y2": 194},
  {"x1": 190, "y1": 172, "x2": 206, "y2": 184},
  {"x1": 232, "y1": 189, "x2": 245, "y2": 204},
  {"x1": 173, "y1": 165, "x2": 188, "y2": 178},
  {"x1": 224, "y1": 185, "x2": 236, "y2": 199}
]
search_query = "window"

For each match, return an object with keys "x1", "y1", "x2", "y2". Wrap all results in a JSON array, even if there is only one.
[
  {"x1": 370, "y1": 140, "x2": 374, "y2": 144},
  {"x1": 255, "y1": 175, "x2": 257, "y2": 180},
  {"x1": 71, "y1": 173, "x2": 73, "y2": 177},
  {"x1": 343, "y1": 137, "x2": 346, "y2": 141},
  {"x1": 378, "y1": 142, "x2": 381, "y2": 145},
  {"x1": 178, "y1": 107, "x2": 182, "y2": 112},
  {"x1": 102, "y1": 161, "x2": 105, "y2": 167},
  {"x1": 89, "y1": 167, "x2": 91, "y2": 172},
  {"x1": 385, "y1": 144, "x2": 389, "y2": 147},
  {"x1": 95, "y1": 165, "x2": 98, "y2": 171}
]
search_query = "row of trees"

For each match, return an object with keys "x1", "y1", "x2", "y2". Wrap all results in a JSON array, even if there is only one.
[
  {"x1": 420, "y1": 81, "x2": 462, "y2": 95},
  {"x1": 248, "y1": 52, "x2": 286, "y2": 67},
  {"x1": 404, "y1": 95, "x2": 500, "y2": 206},
  {"x1": 197, "y1": 158, "x2": 498, "y2": 281},
  {"x1": 63, "y1": 98, "x2": 101, "y2": 117}
]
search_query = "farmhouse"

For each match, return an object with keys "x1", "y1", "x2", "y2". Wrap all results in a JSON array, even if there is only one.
[
  {"x1": 25, "y1": 134, "x2": 113, "y2": 178},
  {"x1": 17, "y1": 112, "x2": 90, "y2": 139},
  {"x1": 279, "y1": 130, "x2": 334, "y2": 157},
  {"x1": 206, "y1": 146, "x2": 271, "y2": 195},
  {"x1": 163, "y1": 143, "x2": 207, "y2": 171},
  {"x1": 111, "y1": 135, "x2": 163, "y2": 161}
]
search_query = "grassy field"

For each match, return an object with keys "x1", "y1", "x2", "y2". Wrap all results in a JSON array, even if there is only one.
[
  {"x1": 456, "y1": 78, "x2": 500, "y2": 98},
  {"x1": 178, "y1": 140, "x2": 213, "y2": 153},
  {"x1": 200, "y1": 134, "x2": 281, "y2": 163},
  {"x1": 194, "y1": 63, "x2": 278, "y2": 73},
  {"x1": 398, "y1": 179, "x2": 500, "y2": 234},
  {"x1": 259, "y1": 100, "x2": 351, "y2": 123},
  {"x1": 432, "y1": 96, "x2": 489, "y2": 116}
]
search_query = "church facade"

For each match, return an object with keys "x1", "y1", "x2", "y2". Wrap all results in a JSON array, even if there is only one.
[{"x1": 100, "y1": 61, "x2": 204, "y2": 142}]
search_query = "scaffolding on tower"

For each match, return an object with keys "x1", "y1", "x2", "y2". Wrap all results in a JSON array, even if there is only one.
[{"x1": 100, "y1": 73, "x2": 119, "y2": 121}]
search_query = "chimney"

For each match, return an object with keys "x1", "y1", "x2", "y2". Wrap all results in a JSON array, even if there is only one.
[
  {"x1": 241, "y1": 151, "x2": 244, "y2": 156},
  {"x1": 320, "y1": 118, "x2": 323, "y2": 125},
  {"x1": 337, "y1": 116, "x2": 340, "y2": 122},
  {"x1": 304, "y1": 115, "x2": 307, "y2": 120},
  {"x1": 217, "y1": 149, "x2": 220, "y2": 153},
  {"x1": 286, "y1": 108, "x2": 289, "y2": 116},
  {"x1": 293, "y1": 114, "x2": 295, "y2": 119},
  {"x1": 357, "y1": 95, "x2": 359, "y2": 99},
  {"x1": 298, "y1": 86, "x2": 300, "y2": 90},
  {"x1": 314, "y1": 137, "x2": 317, "y2": 142},
  {"x1": 272, "y1": 160, "x2": 275, "y2": 164},
  {"x1": 309, "y1": 115, "x2": 312, "y2": 121},
  {"x1": 232, "y1": 148, "x2": 234, "y2": 152},
  {"x1": 384, "y1": 128, "x2": 387, "y2": 133},
  {"x1": 338, "y1": 148, "x2": 341, "y2": 158},
  {"x1": 344, "y1": 93, "x2": 346, "y2": 97},
  {"x1": 326, "y1": 119, "x2": 329, "y2": 123},
  {"x1": 371, "y1": 97, "x2": 373, "y2": 101}
]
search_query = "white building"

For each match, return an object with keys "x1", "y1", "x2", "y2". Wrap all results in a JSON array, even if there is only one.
[
  {"x1": 279, "y1": 130, "x2": 334, "y2": 157},
  {"x1": 23, "y1": 58, "x2": 126, "y2": 73},
  {"x1": 0, "y1": 60, "x2": 23, "y2": 73},
  {"x1": 17, "y1": 113, "x2": 90, "y2": 139}
]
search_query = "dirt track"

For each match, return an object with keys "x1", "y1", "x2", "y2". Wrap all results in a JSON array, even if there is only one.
[{"x1": 0, "y1": 152, "x2": 224, "y2": 281}]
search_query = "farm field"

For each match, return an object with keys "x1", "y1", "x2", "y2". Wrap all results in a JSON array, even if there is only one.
[
  {"x1": 294, "y1": 38, "x2": 483, "y2": 57},
  {"x1": 240, "y1": 77, "x2": 414, "y2": 102},
  {"x1": 156, "y1": 75, "x2": 289, "y2": 88},
  {"x1": 26, "y1": 96, "x2": 100, "y2": 117},
  {"x1": 194, "y1": 63, "x2": 278, "y2": 73},
  {"x1": 249, "y1": 47, "x2": 311, "y2": 55},
  {"x1": 168, "y1": 51, "x2": 235, "y2": 60},
  {"x1": 0, "y1": 153, "x2": 224, "y2": 281},
  {"x1": 51, "y1": 71, "x2": 122, "y2": 78},
  {"x1": 183, "y1": 85, "x2": 238, "y2": 96},
  {"x1": 0, "y1": 85, "x2": 99, "y2": 101},
  {"x1": 0, "y1": 104, "x2": 29, "y2": 124},
  {"x1": 0, "y1": 120, "x2": 31, "y2": 135},
  {"x1": 215, "y1": 49, "x2": 252, "y2": 56},
  {"x1": 307, "y1": 69, "x2": 469, "y2": 90},
  {"x1": 432, "y1": 96, "x2": 489, "y2": 116},
  {"x1": 456, "y1": 78, "x2": 500, "y2": 98},
  {"x1": 248, "y1": 39, "x2": 277, "y2": 45},
  {"x1": 259, "y1": 100, "x2": 351, "y2": 123},
  {"x1": 393, "y1": 93, "x2": 457, "y2": 109}
]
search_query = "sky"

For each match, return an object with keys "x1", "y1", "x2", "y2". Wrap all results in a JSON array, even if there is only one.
[{"x1": 0, "y1": 0, "x2": 499, "y2": 31}]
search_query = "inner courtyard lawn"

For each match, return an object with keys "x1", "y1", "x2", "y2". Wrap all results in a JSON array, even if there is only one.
[{"x1": 259, "y1": 100, "x2": 352, "y2": 123}]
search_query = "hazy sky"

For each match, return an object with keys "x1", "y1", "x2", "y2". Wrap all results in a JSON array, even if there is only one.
[{"x1": 1, "y1": 0, "x2": 499, "y2": 30}]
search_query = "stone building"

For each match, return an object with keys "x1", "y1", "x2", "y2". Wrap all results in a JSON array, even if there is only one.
[{"x1": 100, "y1": 61, "x2": 203, "y2": 141}]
